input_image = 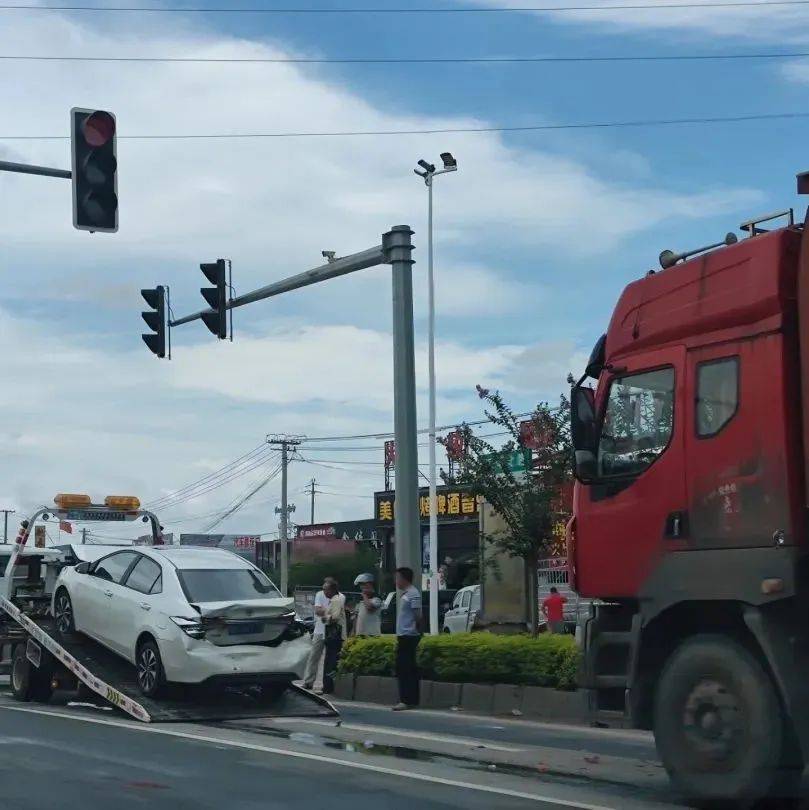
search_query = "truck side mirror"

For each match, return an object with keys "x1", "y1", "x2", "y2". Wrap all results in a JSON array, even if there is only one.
[{"x1": 571, "y1": 386, "x2": 598, "y2": 482}]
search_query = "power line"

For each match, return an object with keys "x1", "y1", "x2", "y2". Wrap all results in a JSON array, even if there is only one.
[
  {"x1": 5, "y1": 51, "x2": 809, "y2": 64},
  {"x1": 5, "y1": 1, "x2": 809, "y2": 13},
  {"x1": 2, "y1": 111, "x2": 809, "y2": 142},
  {"x1": 149, "y1": 448, "x2": 280, "y2": 510},
  {"x1": 202, "y1": 461, "x2": 283, "y2": 532},
  {"x1": 145, "y1": 441, "x2": 269, "y2": 508}
]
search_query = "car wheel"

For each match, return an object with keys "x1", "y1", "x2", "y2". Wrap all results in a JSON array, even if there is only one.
[
  {"x1": 136, "y1": 639, "x2": 165, "y2": 698},
  {"x1": 54, "y1": 589, "x2": 75, "y2": 636}
]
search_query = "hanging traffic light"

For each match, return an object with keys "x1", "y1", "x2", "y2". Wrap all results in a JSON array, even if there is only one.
[
  {"x1": 71, "y1": 107, "x2": 118, "y2": 233},
  {"x1": 141, "y1": 286, "x2": 166, "y2": 358},
  {"x1": 200, "y1": 259, "x2": 227, "y2": 339}
]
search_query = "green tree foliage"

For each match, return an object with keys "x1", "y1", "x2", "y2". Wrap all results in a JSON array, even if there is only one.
[{"x1": 450, "y1": 386, "x2": 572, "y2": 635}]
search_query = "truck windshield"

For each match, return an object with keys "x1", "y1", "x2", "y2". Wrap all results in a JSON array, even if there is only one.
[
  {"x1": 178, "y1": 568, "x2": 282, "y2": 603},
  {"x1": 598, "y1": 367, "x2": 674, "y2": 477}
]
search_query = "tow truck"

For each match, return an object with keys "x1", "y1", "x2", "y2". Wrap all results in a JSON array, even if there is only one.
[
  {"x1": 569, "y1": 175, "x2": 809, "y2": 805},
  {"x1": 0, "y1": 493, "x2": 336, "y2": 723}
]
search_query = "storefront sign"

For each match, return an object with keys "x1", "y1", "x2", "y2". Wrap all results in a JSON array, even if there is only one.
[{"x1": 375, "y1": 487, "x2": 479, "y2": 524}]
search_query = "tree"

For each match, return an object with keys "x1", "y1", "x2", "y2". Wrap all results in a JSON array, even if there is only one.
[{"x1": 451, "y1": 385, "x2": 572, "y2": 636}]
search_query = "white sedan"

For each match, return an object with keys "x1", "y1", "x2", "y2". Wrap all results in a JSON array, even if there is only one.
[{"x1": 52, "y1": 546, "x2": 311, "y2": 697}]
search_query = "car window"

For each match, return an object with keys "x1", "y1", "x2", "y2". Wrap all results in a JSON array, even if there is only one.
[
  {"x1": 452, "y1": 593, "x2": 462, "y2": 609},
  {"x1": 150, "y1": 574, "x2": 162, "y2": 595},
  {"x1": 177, "y1": 568, "x2": 281, "y2": 603},
  {"x1": 93, "y1": 551, "x2": 137, "y2": 584},
  {"x1": 461, "y1": 591, "x2": 471, "y2": 609},
  {"x1": 598, "y1": 367, "x2": 674, "y2": 477},
  {"x1": 696, "y1": 357, "x2": 739, "y2": 437},
  {"x1": 124, "y1": 556, "x2": 162, "y2": 595},
  {"x1": 471, "y1": 588, "x2": 480, "y2": 611}
]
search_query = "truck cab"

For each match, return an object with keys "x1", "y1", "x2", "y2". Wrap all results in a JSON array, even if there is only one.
[{"x1": 570, "y1": 201, "x2": 809, "y2": 805}]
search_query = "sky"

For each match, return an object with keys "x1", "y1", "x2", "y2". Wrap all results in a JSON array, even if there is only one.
[{"x1": 1, "y1": 0, "x2": 808, "y2": 539}]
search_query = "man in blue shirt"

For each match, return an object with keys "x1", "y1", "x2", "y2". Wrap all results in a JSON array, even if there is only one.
[{"x1": 393, "y1": 566, "x2": 422, "y2": 710}]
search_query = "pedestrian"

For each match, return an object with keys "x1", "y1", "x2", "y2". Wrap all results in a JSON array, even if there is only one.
[
  {"x1": 352, "y1": 573, "x2": 382, "y2": 637},
  {"x1": 321, "y1": 578, "x2": 347, "y2": 694},
  {"x1": 542, "y1": 586, "x2": 568, "y2": 634},
  {"x1": 302, "y1": 577, "x2": 345, "y2": 692},
  {"x1": 392, "y1": 566, "x2": 422, "y2": 711}
]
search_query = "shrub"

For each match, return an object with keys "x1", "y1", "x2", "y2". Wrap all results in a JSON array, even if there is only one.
[
  {"x1": 338, "y1": 633, "x2": 580, "y2": 690},
  {"x1": 338, "y1": 636, "x2": 397, "y2": 677}
]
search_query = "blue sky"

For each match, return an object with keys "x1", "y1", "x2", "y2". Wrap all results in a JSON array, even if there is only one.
[{"x1": 0, "y1": 0, "x2": 807, "y2": 534}]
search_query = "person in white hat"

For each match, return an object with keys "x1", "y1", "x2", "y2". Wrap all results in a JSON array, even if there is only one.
[{"x1": 352, "y1": 573, "x2": 382, "y2": 637}]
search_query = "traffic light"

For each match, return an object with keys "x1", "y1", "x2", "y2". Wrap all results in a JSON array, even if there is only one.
[
  {"x1": 141, "y1": 286, "x2": 166, "y2": 358},
  {"x1": 70, "y1": 107, "x2": 118, "y2": 233},
  {"x1": 200, "y1": 259, "x2": 228, "y2": 339}
]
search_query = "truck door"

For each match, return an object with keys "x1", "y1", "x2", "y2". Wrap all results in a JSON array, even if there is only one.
[
  {"x1": 576, "y1": 346, "x2": 686, "y2": 598},
  {"x1": 685, "y1": 338, "x2": 793, "y2": 548}
]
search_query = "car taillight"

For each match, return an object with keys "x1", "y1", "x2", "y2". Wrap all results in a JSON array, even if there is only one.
[{"x1": 171, "y1": 616, "x2": 206, "y2": 639}]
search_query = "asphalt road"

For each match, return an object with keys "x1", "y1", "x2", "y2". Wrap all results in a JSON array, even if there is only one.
[{"x1": 0, "y1": 698, "x2": 683, "y2": 810}]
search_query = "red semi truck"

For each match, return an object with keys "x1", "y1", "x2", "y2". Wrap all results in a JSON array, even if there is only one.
[{"x1": 569, "y1": 175, "x2": 809, "y2": 805}]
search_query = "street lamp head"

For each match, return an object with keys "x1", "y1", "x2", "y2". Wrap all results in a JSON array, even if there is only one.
[
  {"x1": 440, "y1": 152, "x2": 457, "y2": 169},
  {"x1": 417, "y1": 159, "x2": 436, "y2": 173},
  {"x1": 414, "y1": 168, "x2": 428, "y2": 179}
]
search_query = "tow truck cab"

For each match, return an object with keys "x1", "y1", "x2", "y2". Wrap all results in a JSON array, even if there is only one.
[{"x1": 570, "y1": 189, "x2": 809, "y2": 804}]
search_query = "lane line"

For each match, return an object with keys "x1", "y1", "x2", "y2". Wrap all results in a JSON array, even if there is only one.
[{"x1": 0, "y1": 703, "x2": 619, "y2": 810}]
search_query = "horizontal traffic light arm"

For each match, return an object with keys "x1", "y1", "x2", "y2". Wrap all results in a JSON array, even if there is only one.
[
  {"x1": 0, "y1": 160, "x2": 71, "y2": 180},
  {"x1": 169, "y1": 245, "x2": 385, "y2": 327}
]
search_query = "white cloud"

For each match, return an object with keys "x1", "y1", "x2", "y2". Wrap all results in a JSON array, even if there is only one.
[
  {"x1": 465, "y1": 0, "x2": 809, "y2": 42},
  {"x1": 0, "y1": 7, "x2": 764, "y2": 533}
]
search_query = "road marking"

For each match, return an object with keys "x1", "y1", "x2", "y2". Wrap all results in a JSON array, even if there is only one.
[
  {"x1": 283, "y1": 718, "x2": 524, "y2": 752},
  {"x1": 0, "y1": 703, "x2": 619, "y2": 810}
]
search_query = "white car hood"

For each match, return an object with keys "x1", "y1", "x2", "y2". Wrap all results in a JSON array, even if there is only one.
[{"x1": 191, "y1": 597, "x2": 295, "y2": 620}]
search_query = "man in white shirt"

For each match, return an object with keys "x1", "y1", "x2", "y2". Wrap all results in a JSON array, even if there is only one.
[{"x1": 301, "y1": 578, "x2": 336, "y2": 690}]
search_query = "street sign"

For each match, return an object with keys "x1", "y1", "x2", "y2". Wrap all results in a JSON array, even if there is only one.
[{"x1": 481, "y1": 448, "x2": 532, "y2": 476}]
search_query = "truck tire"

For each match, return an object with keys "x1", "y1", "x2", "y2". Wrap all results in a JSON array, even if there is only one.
[
  {"x1": 11, "y1": 644, "x2": 33, "y2": 702},
  {"x1": 136, "y1": 639, "x2": 165, "y2": 698},
  {"x1": 654, "y1": 634, "x2": 782, "y2": 807},
  {"x1": 10, "y1": 644, "x2": 52, "y2": 703}
]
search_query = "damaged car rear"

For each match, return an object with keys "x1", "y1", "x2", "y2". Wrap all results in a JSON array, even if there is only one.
[{"x1": 53, "y1": 545, "x2": 311, "y2": 697}]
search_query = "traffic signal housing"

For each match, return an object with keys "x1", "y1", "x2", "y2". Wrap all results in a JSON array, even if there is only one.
[
  {"x1": 141, "y1": 286, "x2": 167, "y2": 358},
  {"x1": 200, "y1": 259, "x2": 228, "y2": 339},
  {"x1": 71, "y1": 107, "x2": 118, "y2": 233}
]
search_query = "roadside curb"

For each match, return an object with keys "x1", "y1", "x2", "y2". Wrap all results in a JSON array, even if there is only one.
[{"x1": 334, "y1": 674, "x2": 589, "y2": 722}]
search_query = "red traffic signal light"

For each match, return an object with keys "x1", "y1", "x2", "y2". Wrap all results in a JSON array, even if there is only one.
[{"x1": 71, "y1": 107, "x2": 118, "y2": 233}]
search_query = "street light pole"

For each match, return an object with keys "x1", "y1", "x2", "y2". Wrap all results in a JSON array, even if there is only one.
[{"x1": 415, "y1": 153, "x2": 457, "y2": 635}]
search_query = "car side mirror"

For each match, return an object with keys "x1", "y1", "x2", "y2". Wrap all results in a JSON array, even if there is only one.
[{"x1": 75, "y1": 561, "x2": 91, "y2": 575}]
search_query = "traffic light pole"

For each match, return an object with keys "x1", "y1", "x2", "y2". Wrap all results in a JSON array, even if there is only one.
[
  {"x1": 165, "y1": 226, "x2": 422, "y2": 575},
  {"x1": 0, "y1": 160, "x2": 71, "y2": 180}
]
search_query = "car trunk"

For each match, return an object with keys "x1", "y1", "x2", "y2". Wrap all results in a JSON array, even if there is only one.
[{"x1": 192, "y1": 598, "x2": 296, "y2": 646}]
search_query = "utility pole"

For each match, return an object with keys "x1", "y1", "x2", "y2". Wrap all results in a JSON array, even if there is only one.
[
  {"x1": 0, "y1": 510, "x2": 15, "y2": 544},
  {"x1": 269, "y1": 436, "x2": 301, "y2": 597},
  {"x1": 162, "y1": 225, "x2": 421, "y2": 576},
  {"x1": 81, "y1": 528, "x2": 88, "y2": 545},
  {"x1": 308, "y1": 479, "x2": 317, "y2": 525}
]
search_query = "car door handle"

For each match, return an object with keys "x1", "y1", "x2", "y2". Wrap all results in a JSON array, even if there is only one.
[
  {"x1": 139, "y1": 602, "x2": 151, "y2": 611},
  {"x1": 104, "y1": 590, "x2": 113, "y2": 598}
]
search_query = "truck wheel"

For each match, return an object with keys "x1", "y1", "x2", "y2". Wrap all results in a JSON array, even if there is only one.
[
  {"x1": 654, "y1": 634, "x2": 782, "y2": 807},
  {"x1": 11, "y1": 644, "x2": 33, "y2": 702},
  {"x1": 136, "y1": 639, "x2": 165, "y2": 698}
]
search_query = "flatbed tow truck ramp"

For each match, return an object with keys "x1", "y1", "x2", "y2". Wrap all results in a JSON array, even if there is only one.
[{"x1": 0, "y1": 495, "x2": 337, "y2": 723}]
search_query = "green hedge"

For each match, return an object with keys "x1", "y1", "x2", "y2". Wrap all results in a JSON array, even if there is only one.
[{"x1": 338, "y1": 633, "x2": 579, "y2": 691}]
